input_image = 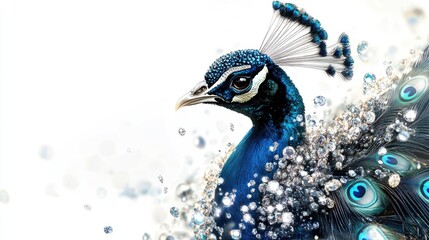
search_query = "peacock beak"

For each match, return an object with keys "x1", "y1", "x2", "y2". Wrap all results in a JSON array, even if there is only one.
[{"x1": 175, "y1": 81, "x2": 220, "y2": 111}]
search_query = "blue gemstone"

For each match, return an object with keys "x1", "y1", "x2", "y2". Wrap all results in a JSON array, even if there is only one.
[
  {"x1": 357, "y1": 41, "x2": 369, "y2": 56},
  {"x1": 364, "y1": 73, "x2": 376, "y2": 83}
]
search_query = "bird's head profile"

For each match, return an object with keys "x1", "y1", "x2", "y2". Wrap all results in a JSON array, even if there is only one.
[
  {"x1": 176, "y1": 49, "x2": 296, "y2": 124},
  {"x1": 176, "y1": 1, "x2": 353, "y2": 126}
]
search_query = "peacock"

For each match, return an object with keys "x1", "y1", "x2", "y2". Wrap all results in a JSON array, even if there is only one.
[{"x1": 176, "y1": 1, "x2": 429, "y2": 239}]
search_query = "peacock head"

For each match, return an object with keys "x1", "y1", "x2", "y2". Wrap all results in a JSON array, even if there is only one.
[
  {"x1": 176, "y1": 49, "x2": 294, "y2": 123},
  {"x1": 176, "y1": 1, "x2": 354, "y2": 124}
]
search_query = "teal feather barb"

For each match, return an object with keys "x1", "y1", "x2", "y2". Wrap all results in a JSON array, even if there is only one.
[{"x1": 175, "y1": 1, "x2": 429, "y2": 239}]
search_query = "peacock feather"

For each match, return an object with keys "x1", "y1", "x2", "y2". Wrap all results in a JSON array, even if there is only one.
[{"x1": 176, "y1": 1, "x2": 429, "y2": 239}]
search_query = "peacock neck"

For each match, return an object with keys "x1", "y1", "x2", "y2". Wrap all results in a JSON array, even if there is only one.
[{"x1": 215, "y1": 73, "x2": 305, "y2": 238}]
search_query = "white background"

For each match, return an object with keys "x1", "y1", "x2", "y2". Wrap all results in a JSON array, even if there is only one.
[{"x1": 1, "y1": 0, "x2": 428, "y2": 239}]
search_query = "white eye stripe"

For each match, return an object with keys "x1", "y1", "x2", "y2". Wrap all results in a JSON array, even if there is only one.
[
  {"x1": 207, "y1": 65, "x2": 251, "y2": 92},
  {"x1": 232, "y1": 65, "x2": 268, "y2": 103}
]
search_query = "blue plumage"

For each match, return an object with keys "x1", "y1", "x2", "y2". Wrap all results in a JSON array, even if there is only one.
[{"x1": 175, "y1": 1, "x2": 429, "y2": 239}]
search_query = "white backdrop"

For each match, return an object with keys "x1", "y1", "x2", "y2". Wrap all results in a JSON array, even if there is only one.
[{"x1": 1, "y1": 0, "x2": 428, "y2": 239}]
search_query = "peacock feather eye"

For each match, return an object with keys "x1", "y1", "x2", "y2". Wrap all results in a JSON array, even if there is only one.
[
  {"x1": 419, "y1": 178, "x2": 429, "y2": 201},
  {"x1": 398, "y1": 75, "x2": 428, "y2": 103},
  {"x1": 357, "y1": 225, "x2": 388, "y2": 240},
  {"x1": 344, "y1": 178, "x2": 387, "y2": 215},
  {"x1": 379, "y1": 153, "x2": 414, "y2": 174},
  {"x1": 347, "y1": 180, "x2": 376, "y2": 206}
]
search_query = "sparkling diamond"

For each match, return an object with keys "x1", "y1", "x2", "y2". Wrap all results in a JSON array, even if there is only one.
[
  {"x1": 170, "y1": 207, "x2": 179, "y2": 218},
  {"x1": 281, "y1": 212, "x2": 294, "y2": 225},
  {"x1": 357, "y1": 41, "x2": 369, "y2": 55},
  {"x1": 104, "y1": 226, "x2": 113, "y2": 234},
  {"x1": 365, "y1": 111, "x2": 376, "y2": 124},
  {"x1": 348, "y1": 170, "x2": 357, "y2": 177},
  {"x1": 243, "y1": 213, "x2": 252, "y2": 222},
  {"x1": 397, "y1": 130, "x2": 410, "y2": 142},
  {"x1": 267, "y1": 180, "x2": 280, "y2": 193},
  {"x1": 230, "y1": 229, "x2": 242, "y2": 239},
  {"x1": 230, "y1": 123, "x2": 235, "y2": 131},
  {"x1": 178, "y1": 128, "x2": 186, "y2": 136},
  {"x1": 378, "y1": 147, "x2": 387, "y2": 155},
  {"x1": 265, "y1": 162, "x2": 274, "y2": 172},
  {"x1": 222, "y1": 196, "x2": 233, "y2": 207},
  {"x1": 388, "y1": 174, "x2": 401, "y2": 188},
  {"x1": 192, "y1": 212, "x2": 205, "y2": 225},
  {"x1": 282, "y1": 146, "x2": 296, "y2": 159},
  {"x1": 324, "y1": 179, "x2": 342, "y2": 191},
  {"x1": 403, "y1": 110, "x2": 417, "y2": 122},
  {"x1": 364, "y1": 73, "x2": 376, "y2": 83},
  {"x1": 313, "y1": 96, "x2": 326, "y2": 106},
  {"x1": 158, "y1": 175, "x2": 164, "y2": 184}
]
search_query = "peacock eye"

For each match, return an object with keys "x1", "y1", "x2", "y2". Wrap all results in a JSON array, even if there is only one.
[
  {"x1": 343, "y1": 178, "x2": 387, "y2": 216},
  {"x1": 420, "y1": 178, "x2": 429, "y2": 200},
  {"x1": 379, "y1": 153, "x2": 413, "y2": 173},
  {"x1": 231, "y1": 76, "x2": 251, "y2": 91}
]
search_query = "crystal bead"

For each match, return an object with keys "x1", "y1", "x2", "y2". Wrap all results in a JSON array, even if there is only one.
[
  {"x1": 281, "y1": 212, "x2": 294, "y2": 225},
  {"x1": 378, "y1": 147, "x2": 387, "y2": 155},
  {"x1": 104, "y1": 226, "x2": 113, "y2": 234},
  {"x1": 268, "y1": 180, "x2": 280, "y2": 193},
  {"x1": 283, "y1": 146, "x2": 296, "y2": 159},
  {"x1": 388, "y1": 174, "x2": 401, "y2": 188},
  {"x1": 313, "y1": 96, "x2": 326, "y2": 106},
  {"x1": 222, "y1": 196, "x2": 233, "y2": 207},
  {"x1": 397, "y1": 130, "x2": 410, "y2": 142},
  {"x1": 403, "y1": 110, "x2": 417, "y2": 122},
  {"x1": 178, "y1": 128, "x2": 186, "y2": 136},
  {"x1": 265, "y1": 162, "x2": 274, "y2": 172},
  {"x1": 230, "y1": 229, "x2": 241, "y2": 239},
  {"x1": 365, "y1": 111, "x2": 376, "y2": 124},
  {"x1": 364, "y1": 73, "x2": 376, "y2": 83},
  {"x1": 324, "y1": 179, "x2": 342, "y2": 191},
  {"x1": 170, "y1": 207, "x2": 179, "y2": 218},
  {"x1": 357, "y1": 41, "x2": 368, "y2": 56},
  {"x1": 192, "y1": 212, "x2": 205, "y2": 225}
]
